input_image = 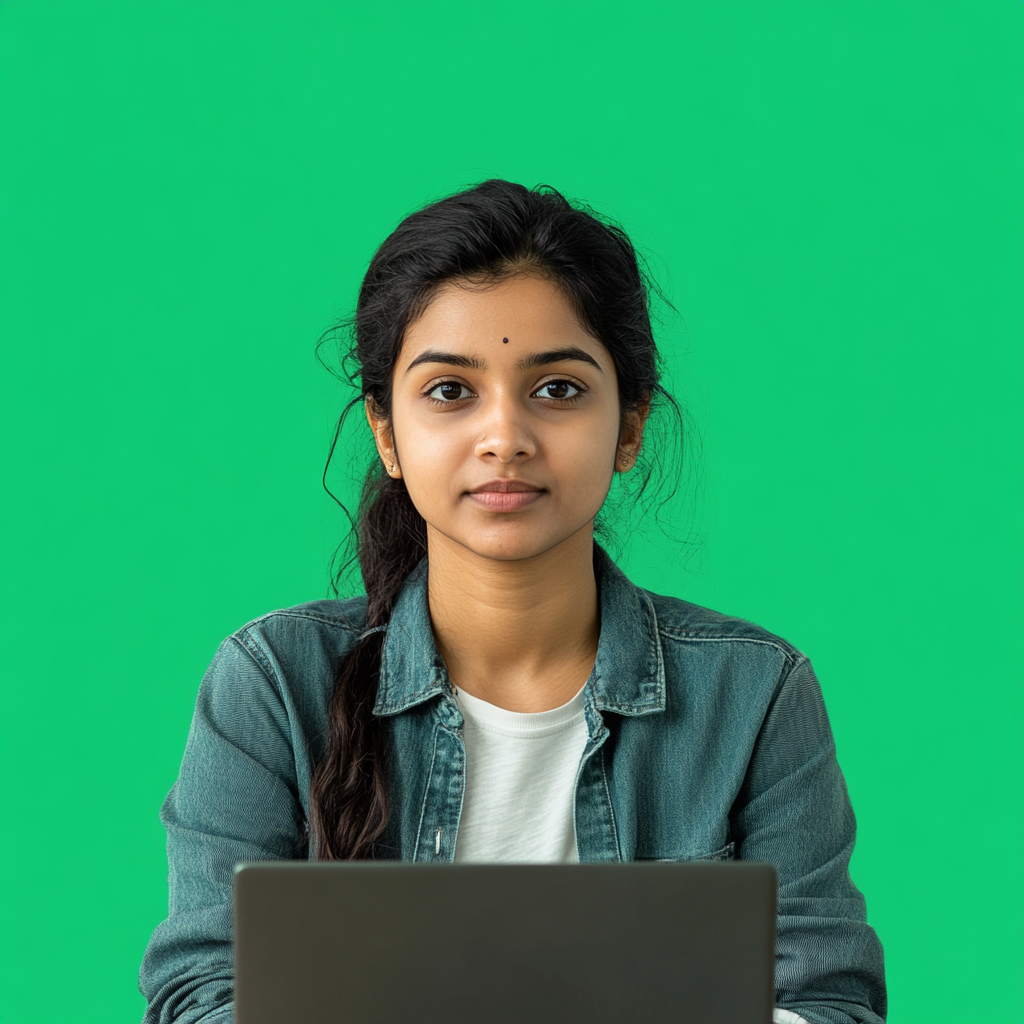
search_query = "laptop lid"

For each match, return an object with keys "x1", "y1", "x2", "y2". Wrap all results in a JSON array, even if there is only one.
[{"x1": 234, "y1": 861, "x2": 776, "y2": 1024}]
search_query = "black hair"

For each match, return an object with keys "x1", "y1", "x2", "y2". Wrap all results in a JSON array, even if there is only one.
[{"x1": 310, "y1": 179, "x2": 683, "y2": 859}]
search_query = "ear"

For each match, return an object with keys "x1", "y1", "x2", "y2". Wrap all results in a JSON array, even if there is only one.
[
  {"x1": 365, "y1": 398, "x2": 401, "y2": 478},
  {"x1": 615, "y1": 401, "x2": 650, "y2": 473}
]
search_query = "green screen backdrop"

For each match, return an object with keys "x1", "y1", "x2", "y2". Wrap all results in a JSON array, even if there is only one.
[{"x1": 1, "y1": 2, "x2": 1021, "y2": 1021}]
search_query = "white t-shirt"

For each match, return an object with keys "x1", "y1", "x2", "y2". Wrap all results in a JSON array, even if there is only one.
[{"x1": 453, "y1": 683, "x2": 589, "y2": 862}]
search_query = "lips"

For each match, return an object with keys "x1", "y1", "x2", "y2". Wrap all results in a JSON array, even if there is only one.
[{"x1": 467, "y1": 478, "x2": 545, "y2": 512}]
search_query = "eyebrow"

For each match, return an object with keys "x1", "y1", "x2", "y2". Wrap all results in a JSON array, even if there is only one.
[
  {"x1": 404, "y1": 346, "x2": 602, "y2": 374},
  {"x1": 516, "y1": 347, "x2": 603, "y2": 373},
  {"x1": 405, "y1": 350, "x2": 486, "y2": 373}
]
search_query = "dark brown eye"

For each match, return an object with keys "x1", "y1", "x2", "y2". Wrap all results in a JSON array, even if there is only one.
[
  {"x1": 535, "y1": 380, "x2": 580, "y2": 400},
  {"x1": 427, "y1": 381, "x2": 472, "y2": 402}
]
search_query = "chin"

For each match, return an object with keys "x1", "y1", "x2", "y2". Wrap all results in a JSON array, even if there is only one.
[
  {"x1": 461, "y1": 536, "x2": 554, "y2": 563},
  {"x1": 431, "y1": 519, "x2": 594, "y2": 564}
]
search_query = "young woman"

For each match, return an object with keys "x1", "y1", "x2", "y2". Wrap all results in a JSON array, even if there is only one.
[{"x1": 140, "y1": 180, "x2": 886, "y2": 1024}]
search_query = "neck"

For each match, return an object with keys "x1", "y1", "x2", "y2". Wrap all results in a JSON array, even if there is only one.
[{"x1": 426, "y1": 526, "x2": 600, "y2": 713}]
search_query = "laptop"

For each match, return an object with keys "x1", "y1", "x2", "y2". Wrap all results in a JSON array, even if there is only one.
[{"x1": 234, "y1": 861, "x2": 777, "y2": 1024}]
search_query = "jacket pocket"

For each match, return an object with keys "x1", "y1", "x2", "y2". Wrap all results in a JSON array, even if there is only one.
[
  {"x1": 688, "y1": 841, "x2": 736, "y2": 862},
  {"x1": 641, "y1": 841, "x2": 736, "y2": 863}
]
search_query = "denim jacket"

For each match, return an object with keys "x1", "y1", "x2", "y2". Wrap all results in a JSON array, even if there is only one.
[{"x1": 140, "y1": 548, "x2": 886, "y2": 1024}]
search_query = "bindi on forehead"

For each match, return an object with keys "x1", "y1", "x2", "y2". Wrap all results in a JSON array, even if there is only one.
[{"x1": 502, "y1": 337, "x2": 509, "y2": 344}]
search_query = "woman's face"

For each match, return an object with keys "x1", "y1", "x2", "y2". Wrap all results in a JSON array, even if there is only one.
[{"x1": 369, "y1": 273, "x2": 644, "y2": 563}]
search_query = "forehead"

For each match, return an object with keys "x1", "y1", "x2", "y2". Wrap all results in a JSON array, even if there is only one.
[{"x1": 398, "y1": 274, "x2": 610, "y2": 368}]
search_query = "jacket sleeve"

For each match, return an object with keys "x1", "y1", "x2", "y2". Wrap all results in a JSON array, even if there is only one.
[
  {"x1": 732, "y1": 652, "x2": 887, "y2": 1024},
  {"x1": 139, "y1": 635, "x2": 307, "y2": 1024}
]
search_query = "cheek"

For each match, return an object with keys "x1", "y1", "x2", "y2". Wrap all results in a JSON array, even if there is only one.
[
  {"x1": 392, "y1": 409, "x2": 466, "y2": 506},
  {"x1": 548, "y1": 414, "x2": 620, "y2": 493}
]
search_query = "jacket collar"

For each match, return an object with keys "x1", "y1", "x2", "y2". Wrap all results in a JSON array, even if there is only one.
[{"x1": 374, "y1": 546, "x2": 666, "y2": 719}]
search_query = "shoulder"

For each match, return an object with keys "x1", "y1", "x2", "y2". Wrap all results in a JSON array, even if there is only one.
[
  {"x1": 230, "y1": 594, "x2": 369, "y2": 646},
  {"x1": 212, "y1": 595, "x2": 369, "y2": 698},
  {"x1": 639, "y1": 590, "x2": 828, "y2": 739},
  {"x1": 642, "y1": 589, "x2": 806, "y2": 672}
]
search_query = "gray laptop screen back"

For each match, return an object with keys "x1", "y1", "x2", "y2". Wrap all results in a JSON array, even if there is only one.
[{"x1": 235, "y1": 861, "x2": 776, "y2": 1024}]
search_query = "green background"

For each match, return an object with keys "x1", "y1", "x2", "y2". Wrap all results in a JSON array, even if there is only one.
[{"x1": 1, "y1": 1, "x2": 1021, "y2": 1021}]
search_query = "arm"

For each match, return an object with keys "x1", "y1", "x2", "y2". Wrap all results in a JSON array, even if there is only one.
[
  {"x1": 733, "y1": 653, "x2": 887, "y2": 1024},
  {"x1": 140, "y1": 636, "x2": 307, "y2": 1024}
]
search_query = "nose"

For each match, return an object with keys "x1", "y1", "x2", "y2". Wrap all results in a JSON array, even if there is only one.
[{"x1": 473, "y1": 393, "x2": 536, "y2": 464}]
